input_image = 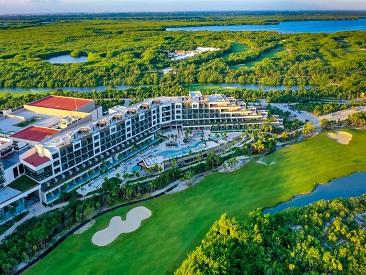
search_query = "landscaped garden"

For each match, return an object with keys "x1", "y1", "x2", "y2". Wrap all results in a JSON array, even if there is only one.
[{"x1": 26, "y1": 129, "x2": 366, "y2": 275}]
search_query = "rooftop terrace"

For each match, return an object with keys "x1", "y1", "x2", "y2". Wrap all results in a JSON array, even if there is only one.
[
  {"x1": 23, "y1": 152, "x2": 50, "y2": 167},
  {"x1": 0, "y1": 110, "x2": 63, "y2": 135},
  {"x1": 28, "y1": 95, "x2": 93, "y2": 111},
  {"x1": 11, "y1": 126, "x2": 59, "y2": 143}
]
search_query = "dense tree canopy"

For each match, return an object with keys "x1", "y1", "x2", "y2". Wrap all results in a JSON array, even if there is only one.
[{"x1": 176, "y1": 196, "x2": 366, "y2": 275}]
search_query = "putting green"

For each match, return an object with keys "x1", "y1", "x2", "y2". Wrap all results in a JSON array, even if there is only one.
[{"x1": 26, "y1": 129, "x2": 366, "y2": 275}]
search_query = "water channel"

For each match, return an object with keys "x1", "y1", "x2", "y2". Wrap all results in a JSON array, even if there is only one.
[
  {"x1": 263, "y1": 172, "x2": 366, "y2": 214},
  {"x1": 46, "y1": 54, "x2": 88, "y2": 64},
  {"x1": 166, "y1": 18, "x2": 366, "y2": 33}
]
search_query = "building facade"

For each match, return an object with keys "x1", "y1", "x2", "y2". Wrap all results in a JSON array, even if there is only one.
[{"x1": 0, "y1": 92, "x2": 274, "y2": 209}]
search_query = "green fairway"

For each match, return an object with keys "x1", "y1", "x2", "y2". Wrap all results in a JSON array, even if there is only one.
[
  {"x1": 27, "y1": 129, "x2": 366, "y2": 275},
  {"x1": 342, "y1": 41, "x2": 366, "y2": 56},
  {"x1": 0, "y1": 90, "x2": 54, "y2": 98},
  {"x1": 230, "y1": 45, "x2": 288, "y2": 69},
  {"x1": 223, "y1": 42, "x2": 250, "y2": 58},
  {"x1": 186, "y1": 84, "x2": 237, "y2": 93}
]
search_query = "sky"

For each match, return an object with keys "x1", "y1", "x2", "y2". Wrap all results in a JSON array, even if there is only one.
[{"x1": 0, "y1": 0, "x2": 365, "y2": 15}]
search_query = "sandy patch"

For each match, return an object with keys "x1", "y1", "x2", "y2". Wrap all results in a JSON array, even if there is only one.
[
  {"x1": 92, "y1": 206, "x2": 152, "y2": 246},
  {"x1": 327, "y1": 131, "x2": 352, "y2": 145}
]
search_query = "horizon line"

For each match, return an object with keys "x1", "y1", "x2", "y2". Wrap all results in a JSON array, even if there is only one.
[{"x1": 1, "y1": 10, "x2": 366, "y2": 16}]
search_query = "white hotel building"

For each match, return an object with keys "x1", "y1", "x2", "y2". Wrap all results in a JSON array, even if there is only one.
[{"x1": 1, "y1": 91, "x2": 276, "y2": 217}]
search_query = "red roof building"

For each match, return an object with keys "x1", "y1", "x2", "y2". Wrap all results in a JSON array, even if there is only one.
[
  {"x1": 28, "y1": 96, "x2": 94, "y2": 111},
  {"x1": 11, "y1": 126, "x2": 59, "y2": 142},
  {"x1": 23, "y1": 152, "x2": 50, "y2": 167}
]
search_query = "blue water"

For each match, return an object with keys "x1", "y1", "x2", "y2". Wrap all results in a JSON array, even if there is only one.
[
  {"x1": 47, "y1": 54, "x2": 88, "y2": 64},
  {"x1": 167, "y1": 18, "x2": 366, "y2": 33},
  {"x1": 159, "y1": 141, "x2": 205, "y2": 158},
  {"x1": 264, "y1": 172, "x2": 366, "y2": 214},
  {"x1": 131, "y1": 165, "x2": 141, "y2": 172}
]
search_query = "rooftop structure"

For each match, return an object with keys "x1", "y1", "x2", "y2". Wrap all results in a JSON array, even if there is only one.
[
  {"x1": 11, "y1": 126, "x2": 60, "y2": 143},
  {"x1": 23, "y1": 152, "x2": 50, "y2": 167},
  {"x1": 169, "y1": 47, "x2": 219, "y2": 61},
  {"x1": 28, "y1": 95, "x2": 94, "y2": 111},
  {"x1": 0, "y1": 137, "x2": 14, "y2": 159},
  {"x1": 0, "y1": 95, "x2": 103, "y2": 223}
]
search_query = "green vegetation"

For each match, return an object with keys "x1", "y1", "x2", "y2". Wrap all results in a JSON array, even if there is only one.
[
  {"x1": 185, "y1": 84, "x2": 238, "y2": 93},
  {"x1": 0, "y1": 15, "x2": 364, "y2": 95},
  {"x1": 0, "y1": 90, "x2": 53, "y2": 98},
  {"x1": 176, "y1": 196, "x2": 366, "y2": 274},
  {"x1": 13, "y1": 116, "x2": 42, "y2": 128},
  {"x1": 8, "y1": 176, "x2": 38, "y2": 192},
  {"x1": 223, "y1": 42, "x2": 250, "y2": 58},
  {"x1": 231, "y1": 45, "x2": 288, "y2": 69},
  {"x1": 347, "y1": 111, "x2": 366, "y2": 126},
  {"x1": 26, "y1": 129, "x2": 366, "y2": 275}
]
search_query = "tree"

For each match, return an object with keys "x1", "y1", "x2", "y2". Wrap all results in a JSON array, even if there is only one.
[
  {"x1": 302, "y1": 122, "x2": 316, "y2": 137},
  {"x1": 171, "y1": 158, "x2": 177, "y2": 168},
  {"x1": 282, "y1": 131, "x2": 289, "y2": 140},
  {"x1": 320, "y1": 118, "x2": 332, "y2": 130}
]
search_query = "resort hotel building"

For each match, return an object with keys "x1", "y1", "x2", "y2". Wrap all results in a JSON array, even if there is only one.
[{"x1": 0, "y1": 91, "x2": 278, "y2": 223}]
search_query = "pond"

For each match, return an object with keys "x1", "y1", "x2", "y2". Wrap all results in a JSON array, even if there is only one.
[
  {"x1": 166, "y1": 18, "x2": 366, "y2": 33},
  {"x1": 263, "y1": 172, "x2": 366, "y2": 215},
  {"x1": 46, "y1": 54, "x2": 88, "y2": 64}
]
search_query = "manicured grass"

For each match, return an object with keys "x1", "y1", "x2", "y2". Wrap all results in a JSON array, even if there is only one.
[
  {"x1": 27, "y1": 129, "x2": 366, "y2": 275},
  {"x1": 186, "y1": 84, "x2": 236, "y2": 93},
  {"x1": 0, "y1": 90, "x2": 54, "y2": 98},
  {"x1": 342, "y1": 41, "x2": 366, "y2": 56},
  {"x1": 223, "y1": 42, "x2": 250, "y2": 58},
  {"x1": 8, "y1": 175, "x2": 38, "y2": 192},
  {"x1": 230, "y1": 45, "x2": 288, "y2": 69}
]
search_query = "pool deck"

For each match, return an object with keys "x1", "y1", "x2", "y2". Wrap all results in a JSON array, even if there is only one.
[{"x1": 76, "y1": 129, "x2": 242, "y2": 196}]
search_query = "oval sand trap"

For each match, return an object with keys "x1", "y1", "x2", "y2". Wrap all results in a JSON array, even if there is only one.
[
  {"x1": 92, "y1": 206, "x2": 152, "y2": 246},
  {"x1": 327, "y1": 131, "x2": 352, "y2": 145}
]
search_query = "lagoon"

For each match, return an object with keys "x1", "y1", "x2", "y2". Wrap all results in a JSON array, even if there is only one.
[
  {"x1": 167, "y1": 18, "x2": 366, "y2": 33},
  {"x1": 264, "y1": 172, "x2": 366, "y2": 214},
  {"x1": 47, "y1": 54, "x2": 88, "y2": 64}
]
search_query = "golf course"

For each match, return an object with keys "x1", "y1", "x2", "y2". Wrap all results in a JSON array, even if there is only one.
[{"x1": 26, "y1": 129, "x2": 366, "y2": 275}]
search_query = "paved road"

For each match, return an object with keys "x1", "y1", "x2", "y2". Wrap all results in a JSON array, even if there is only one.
[
  {"x1": 261, "y1": 99, "x2": 366, "y2": 128},
  {"x1": 319, "y1": 106, "x2": 366, "y2": 122},
  {"x1": 261, "y1": 100, "x2": 320, "y2": 127}
]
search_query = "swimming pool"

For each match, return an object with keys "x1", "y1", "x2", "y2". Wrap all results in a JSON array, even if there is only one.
[
  {"x1": 158, "y1": 141, "x2": 205, "y2": 158},
  {"x1": 131, "y1": 165, "x2": 141, "y2": 172}
]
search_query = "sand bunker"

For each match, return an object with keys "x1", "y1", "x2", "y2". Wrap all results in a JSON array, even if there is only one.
[
  {"x1": 327, "y1": 131, "x2": 352, "y2": 145},
  {"x1": 92, "y1": 206, "x2": 152, "y2": 246}
]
